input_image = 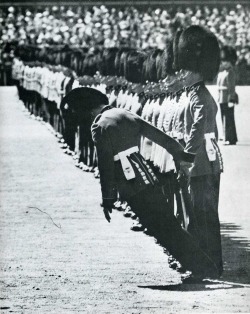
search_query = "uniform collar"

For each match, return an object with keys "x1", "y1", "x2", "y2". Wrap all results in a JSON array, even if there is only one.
[{"x1": 91, "y1": 105, "x2": 114, "y2": 125}]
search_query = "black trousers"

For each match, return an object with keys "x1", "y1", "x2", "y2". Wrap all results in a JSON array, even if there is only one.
[
  {"x1": 128, "y1": 184, "x2": 220, "y2": 278},
  {"x1": 220, "y1": 103, "x2": 238, "y2": 144},
  {"x1": 62, "y1": 117, "x2": 77, "y2": 151},
  {"x1": 189, "y1": 174, "x2": 223, "y2": 276}
]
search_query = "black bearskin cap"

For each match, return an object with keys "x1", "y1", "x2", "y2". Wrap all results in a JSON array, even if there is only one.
[
  {"x1": 173, "y1": 28, "x2": 183, "y2": 71},
  {"x1": 114, "y1": 48, "x2": 131, "y2": 77},
  {"x1": 175, "y1": 25, "x2": 220, "y2": 81},
  {"x1": 60, "y1": 87, "x2": 109, "y2": 124},
  {"x1": 144, "y1": 49, "x2": 163, "y2": 82},
  {"x1": 156, "y1": 50, "x2": 164, "y2": 81},
  {"x1": 119, "y1": 49, "x2": 132, "y2": 78},
  {"x1": 125, "y1": 50, "x2": 147, "y2": 84},
  {"x1": 81, "y1": 48, "x2": 102, "y2": 76},
  {"x1": 60, "y1": 45, "x2": 73, "y2": 68},
  {"x1": 159, "y1": 40, "x2": 175, "y2": 79},
  {"x1": 220, "y1": 45, "x2": 237, "y2": 66},
  {"x1": 101, "y1": 47, "x2": 119, "y2": 76}
]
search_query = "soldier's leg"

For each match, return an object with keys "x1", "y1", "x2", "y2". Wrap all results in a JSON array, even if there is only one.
[
  {"x1": 49, "y1": 101, "x2": 57, "y2": 128},
  {"x1": 226, "y1": 106, "x2": 238, "y2": 144},
  {"x1": 220, "y1": 103, "x2": 226, "y2": 140},
  {"x1": 31, "y1": 91, "x2": 36, "y2": 115},
  {"x1": 189, "y1": 174, "x2": 223, "y2": 276},
  {"x1": 43, "y1": 99, "x2": 50, "y2": 123},
  {"x1": 41, "y1": 97, "x2": 47, "y2": 122}
]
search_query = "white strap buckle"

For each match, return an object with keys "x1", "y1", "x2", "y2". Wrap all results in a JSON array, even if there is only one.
[{"x1": 114, "y1": 146, "x2": 139, "y2": 180}]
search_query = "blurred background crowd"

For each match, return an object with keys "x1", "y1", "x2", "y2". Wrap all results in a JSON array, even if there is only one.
[{"x1": 0, "y1": 3, "x2": 250, "y2": 84}]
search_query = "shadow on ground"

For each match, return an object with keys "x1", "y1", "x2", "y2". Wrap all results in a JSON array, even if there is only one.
[
  {"x1": 139, "y1": 222, "x2": 250, "y2": 291},
  {"x1": 220, "y1": 222, "x2": 250, "y2": 285},
  {"x1": 138, "y1": 280, "x2": 243, "y2": 292}
]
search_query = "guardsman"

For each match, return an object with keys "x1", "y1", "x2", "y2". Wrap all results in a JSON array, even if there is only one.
[
  {"x1": 217, "y1": 45, "x2": 238, "y2": 145},
  {"x1": 174, "y1": 25, "x2": 224, "y2": 282}
]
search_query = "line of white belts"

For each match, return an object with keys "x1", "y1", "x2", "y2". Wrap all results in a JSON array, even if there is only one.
[{"x1": 113, "y1": 132, "x2": 217, "y2": 180}]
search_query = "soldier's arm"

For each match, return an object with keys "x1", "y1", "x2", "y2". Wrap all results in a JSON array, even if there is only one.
[
  {"x1": 184, "y1": 92, "x2": 206, "y2": 155},
  {"x1": 227, "y1": 69, "x2": 236, "y2": 102},
  {"x1": 92, "y1": 126, "x2": 117, "y2": 217},
  {"x1": 138, "y1": 117, "x2": 195, "y2": 163}
]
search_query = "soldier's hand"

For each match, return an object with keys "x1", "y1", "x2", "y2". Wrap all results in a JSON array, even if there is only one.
[
  {"x1": 178, "y1": 161, "x2": 193, "y2": 179},
  {"x1": 103, "y1": 207, "x2": 112, "y2": 223}
]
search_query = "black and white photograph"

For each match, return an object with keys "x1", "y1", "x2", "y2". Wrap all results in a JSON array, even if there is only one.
[{"x1": 0, "y1": 0, "x2": 250, "y2": 312}]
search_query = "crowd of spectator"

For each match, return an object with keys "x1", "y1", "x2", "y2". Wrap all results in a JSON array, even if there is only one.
[{"x1": 1, "y1": 3, "x2": 250, "y2": 84}]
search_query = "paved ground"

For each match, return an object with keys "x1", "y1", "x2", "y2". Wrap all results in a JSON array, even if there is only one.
[{"x1": 0, "y1": 86, "x2": 250, "y2": 314}]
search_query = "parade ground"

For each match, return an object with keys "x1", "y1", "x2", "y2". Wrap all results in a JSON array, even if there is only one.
[{"x1": 0, "y1": 86, "x2": 250, "y2": 313}]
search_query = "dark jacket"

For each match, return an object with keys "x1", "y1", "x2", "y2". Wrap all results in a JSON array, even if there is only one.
[
  {"x1": 184, "y1": 82, "x2": 223, "y2": 177},
  {"x1": 91, "y1": 108, "x2": 194, "y2": 208}
]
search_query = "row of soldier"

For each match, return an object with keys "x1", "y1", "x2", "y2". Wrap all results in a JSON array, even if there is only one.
[
  {"x1": 12, "y1": 43, "x2": 222, "y2": 227},
  {"x1": 15, "y1": 46, "x2": 217, "y2": 211},
  {"x1": 12, "y1": 43, "x2": 199, "y2": 236},
  {"x1": 12, "y1": 44, "x2": 203, "y2": 160},
  {"x1": 12, "y1": 24, "x2": 224, "y2": 281}
]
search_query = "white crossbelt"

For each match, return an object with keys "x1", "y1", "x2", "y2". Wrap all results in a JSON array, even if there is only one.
[{"x1": 114, "y1": 146, "x2": 139, "y2": 180}]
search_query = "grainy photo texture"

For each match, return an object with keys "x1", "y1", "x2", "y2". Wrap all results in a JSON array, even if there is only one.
[{"x1": 0, "y1": 1, "x2": 250, "y2": 313}]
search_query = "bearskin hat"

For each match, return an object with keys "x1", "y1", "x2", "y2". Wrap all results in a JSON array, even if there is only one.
[
  {"x1": 101, "y1": 47, "x2": 119, "y2": 76},
  {"x1": 82, "y1": 52, "x2": 99, "y2": 76},
  {"x1": 220, "y1": 45, "x2": 237, "y2": 66},
  {"x1": 60, "y1": 87, "x2": 109, "y2": 124},
  {"x1": 114, "y1": 49, "x2": 123, "y2": 76},
  {"x1": 173, "y1": 28, "x2": 183, "y2": 71},
  {"x1": 70, "y1": 48, "x2": 82, "y2": 73},
  {"x1": 159, "y1": 40, "x2": 175, "y2": 79},
  {"x1": 144, "y1": 49, "x2": 163, "y2": 82},
  {"x1": 119, "y1": 48, "x2": 133, "y2": 78},
  {"x1": 155, "y1": 50, "x2": 164, "y2": 81},
  {"x1": 174, "y1": 25, "x2": 220, "y2": 81},
  {"x1": 76, "y1": 49, "x2": 88, "y2": 77},
  {"x1": 60, "y1": 45, "x2": 73, "y2": 68},
  {"x1": 124, "y1": 50, "x2": 147, "y2": 84}
]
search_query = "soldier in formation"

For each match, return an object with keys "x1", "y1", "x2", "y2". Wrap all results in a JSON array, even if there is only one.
[{"x1": 217, "y1": 45, "x2": 238, "y2": 145}]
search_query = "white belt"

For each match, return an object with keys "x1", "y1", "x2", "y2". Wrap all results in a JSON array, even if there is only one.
[
  {"x1": 114, "y1": 146, "x2": 139, "y2": 180},
  {"x1": 177, "y1": 133, "x2": 184, "y2": 140},
  {"x1": 184, "y1": 132, "x2": 215, "y2": 142},
  {"x1": 204, "y1": 132, "x2": 215, "y2": 139},
  {"x1": 172, "y1": 131, "x2": 184, "y2": 140},
  {"x1": 184, "y1": 132, "x2": 215, "y2": 141}
]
